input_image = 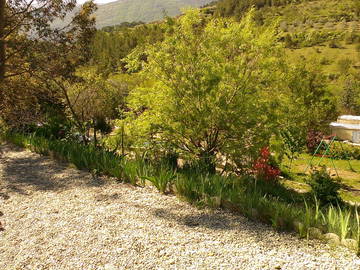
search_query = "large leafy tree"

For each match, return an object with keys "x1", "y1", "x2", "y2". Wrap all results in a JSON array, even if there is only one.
[
  {"x1": 0, "y1": 1, "x2": 97, "y2": 131},
  {"x1": 123, "y1": 10, "x2": 284, "y2": 173},
  {"x1": 0, "y1": 0, "x2": 76, "y2": 82},
  {"x1": 67, "y1": 69, "x2": 132, "y2": 145}
]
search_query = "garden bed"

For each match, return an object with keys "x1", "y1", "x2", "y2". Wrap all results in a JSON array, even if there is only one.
[
  {"x1": 1, "y1": 143, "x2": 360, "y2": 269},
  {"x1": 3, "y1": 133, "x2": 360, "y2": 256}
]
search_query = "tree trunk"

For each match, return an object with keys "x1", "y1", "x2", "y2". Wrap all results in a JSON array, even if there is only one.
[{"x1": 0, "y1": 0, "x2": 5, "y2": 82}]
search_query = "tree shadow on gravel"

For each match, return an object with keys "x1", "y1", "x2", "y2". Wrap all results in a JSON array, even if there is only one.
[
  {"x1": 153, "y1": 208, "x2": 236, "y2": 231},
  {"x1": 151, "y1": 206, "x2": 292, "y2": 243},
  {"x1": 0, "y1": 145, "x2": 107, "y2": 198}
]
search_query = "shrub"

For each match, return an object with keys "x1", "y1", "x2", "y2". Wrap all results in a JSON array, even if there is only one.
[
  {"x1": 341, "y1": 76, "x2": 360, "y2": 115},
  {"x1": 306, "y1": 130, "x2": 324, "y2": 153},
  {"x1": 337, "y1": 58, "x2": 352, "y2": 74},
  {"x1": 330, "y1": 142, "x2": 360, "y2": 160},
  {"x1": 253, "y1": 147, "x2": 280, "y2": 182},
  {"x1": 345, "y1": 32, "x2": 360, "y2": 44},
  {"x1": 356, "y1": 43, "x2": 360, "y2": 53},
  {"x1": 307, "y1": 166, "x2": 343, "y2": 206},
  {"x1": 120, "y1": 159, "x2": 141, "y2": 185},
  {"x1": 328, "y1": 40, "x2": 341, "y2": 48},
  {"x1": 280, "y1": 127, "x2": 306, "y2": 170},
  {"x1": 143, "y1": 166, "x2": 176, "y2": 194},
  {"x1": 320, "y1": 56, "x2": 331, "y2": 66}
]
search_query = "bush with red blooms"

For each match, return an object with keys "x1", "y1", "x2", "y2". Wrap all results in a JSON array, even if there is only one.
[
  {"x1": 253, "y1": 147, "x2": 280, "y2": 181},
  {"x1": 306, "y1": 130, "x2": 324, "y2": 153}
]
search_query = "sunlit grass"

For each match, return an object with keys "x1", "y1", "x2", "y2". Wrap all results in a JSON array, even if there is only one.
[{"x1": 282, "y1": 153, "x2": 360, "y2": 203}]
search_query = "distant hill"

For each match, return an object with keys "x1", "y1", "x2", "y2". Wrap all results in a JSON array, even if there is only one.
[
  {"x1": 214, "y1": 0, "x2": 360, "y2": 94},
  {"x1": 57, "y1": 0, "x2": 214, "y2": 29}
]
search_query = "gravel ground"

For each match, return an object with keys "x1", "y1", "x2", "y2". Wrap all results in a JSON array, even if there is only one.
[{"x1": 1, "y1": 143, "x2": 360, "y2": 270}]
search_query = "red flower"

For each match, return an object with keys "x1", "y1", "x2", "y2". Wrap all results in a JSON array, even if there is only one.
[{"x1": 253, "y1": 147, "x2": 280, "y2": 181}]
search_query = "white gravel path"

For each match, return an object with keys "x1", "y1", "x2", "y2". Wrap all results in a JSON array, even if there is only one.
[{"x1": 1, "y1": 143, "x2": 360, "y2": 270}]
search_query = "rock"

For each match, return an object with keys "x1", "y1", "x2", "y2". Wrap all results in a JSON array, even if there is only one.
[
  {"x1": 341, "y1": 239, "x2": 358, "y2": 250},
  {"x1": 293, "y1": 221, "x2": 303, "y2": 233},
  {"x1": 323, "y1": 233, "x2": 340, "y2": 245},
  {"x1": 308, "y1": 227, "x2": 323, "y2": 240}
]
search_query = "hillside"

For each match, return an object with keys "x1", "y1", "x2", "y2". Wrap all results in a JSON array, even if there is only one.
[
  {"x1": 214, "y1": 0, "x2": 360, "y2": 94},
  {"x1": 253, "y1": 0, "x2": 360, "y2": 94},
  {"x1": 57, "y1": 0, "x2": 214, "y2": 28},
  {"x1": 96, "y1": 0, "x2": 213, "y2": 27}
]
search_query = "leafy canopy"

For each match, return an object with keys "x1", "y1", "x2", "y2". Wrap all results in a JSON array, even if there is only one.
[{"x1": 123, "y1": 9, "x2": 285, "y2": 171}]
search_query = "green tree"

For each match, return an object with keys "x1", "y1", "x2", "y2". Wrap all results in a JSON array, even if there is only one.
[
  {"x1": 0, "y1": 0, "x2": 76, "y2": 83},
  {"x1": 123, "y1": 10, "x2": 284, "y2": 173},
  {"x1": 68, "y1": 69, "x2": 132, "y2": 145},
  {"x1": 278, "y1": 62, "x2": 338, "y2": 151},
  {"x1": 341, "y1": 75, "x2": 360, "y2": 115},
  {"x1": 0, "y1": 1, "x2": 97, "y2": 134}
]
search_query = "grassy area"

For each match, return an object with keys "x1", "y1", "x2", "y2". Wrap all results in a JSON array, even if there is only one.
[
  {"x1": 283, "y1": 153, "x2": 360, "y2": 203},
  {"x1": 261, "y1": 0, "x2": 360, "y2": 95},
  {"x1": 286, "y1": 43, "x2": 359, "y2": 74},
  {"x1": 261, "y1": 0, "x2": 358, "y2": 29}
]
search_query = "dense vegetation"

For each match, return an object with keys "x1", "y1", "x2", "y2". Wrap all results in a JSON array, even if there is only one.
[{"x1": 1, "y1": 0, "x2": 360, "y2": 254}]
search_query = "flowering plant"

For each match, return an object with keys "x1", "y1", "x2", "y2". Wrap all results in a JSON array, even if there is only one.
[{"x1": 253, "y1": 147, "x2": 280, "y2": 181}]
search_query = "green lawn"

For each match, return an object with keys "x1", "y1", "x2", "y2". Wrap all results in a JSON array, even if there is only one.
[{"x1": 282, "y1": 153, "x2": 360, "y2": 203}]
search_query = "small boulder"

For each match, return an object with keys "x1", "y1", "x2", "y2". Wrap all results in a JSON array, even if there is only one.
[
  {"x1": 308, "y1": 227, "x2": 323, "y2": 239},
  {"x1": 293, "y1": 221, "x2": 303, "y2": 233},
  {"x1": 341, "y1": 239, "x2": 358, "y2": 250},
  {"x1": 323, "y1": 233, "x2": 340, "y2": 245}
]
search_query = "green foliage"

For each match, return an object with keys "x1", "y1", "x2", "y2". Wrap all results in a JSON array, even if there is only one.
[
  {"x1": 1, "y1": 1, "x2": 97, "y2": 129},
  {"x1": 307, "y1": 166, "x2": 343, "y2": 206},
  {"x1": 322, "y1": 205, "x2": 351, "y2": 240},
  {"x1": 174, "y1": 173, "x2": 202, "y2": 202},
  {"x1": 68, "y1": 69, "x2": 128, "y2": 138},
  {"x1": 247, "y1": 177, "x2": 305, "y2": 203},
  {"x1": 283, "y1": 31, "x2": 344, "y2": 49},
  {"x1": 281, "y1": 62, "x2": 338, "y2": 136},
  {"x1": 124, "y1": 10, "x2": 284, "y2": 172},
  {"x1": 175, "y1": 169, "x2": 238, "y2": 206},
  {"x1": 91, "y1": 23, "x2": 164, "y2": 73},
  {"x1": 341, "y1": 75, "x2": 360, "y2": 115},
  {"x1": 215, "y1": 0, "x2": 311, "y2": 20},
  {"x1": 337, "y1": 58, "x2": 353, "y2": 75},
  {"x1": 120, "y1": 159, "x2": 141, "y2": 185},
  {"x1": 144, "y1": 166, "x2": 176, "y2": 194},
  {"x1": 330, "y1": 141, "x2": 360, "y2": 160},
  {"x1": 280, "y1": 127, "x2": 306, "y2": 170}
]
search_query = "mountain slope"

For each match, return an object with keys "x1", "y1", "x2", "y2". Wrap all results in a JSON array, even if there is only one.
[{"x1": 94, "y1": 0, "x2": 213, "y2": 28}]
